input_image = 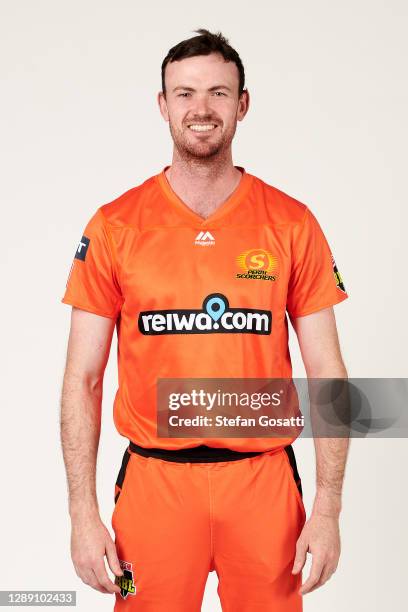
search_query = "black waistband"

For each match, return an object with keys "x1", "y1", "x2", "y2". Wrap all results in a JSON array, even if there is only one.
[{"x1": 128, "y1": 441, "x2": 265, "y2": 463}]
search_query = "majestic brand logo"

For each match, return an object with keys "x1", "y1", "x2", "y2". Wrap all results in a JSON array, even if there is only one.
[
  {"x1": 74, "y1": 235, "x2": 90, "y2": 261},
  {"x1": 195, "y1": 231, "x2": 215, "y2": 246},
  {"x1": 138, "y1": 293, "x2": 271, "y2": 335},
  {"x1": 115, "y1": 560, "x2": 136, "y2": 599},
  {"x1": 236, "y1": 249, "x2": 278, "y2": 281}
]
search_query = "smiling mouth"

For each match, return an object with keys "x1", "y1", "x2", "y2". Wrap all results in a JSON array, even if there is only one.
[{"x1": 187, "y1": 124, "x2": 218, "y2": 132}]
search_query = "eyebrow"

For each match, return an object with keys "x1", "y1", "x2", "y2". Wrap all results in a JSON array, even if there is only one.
[{"x1": 172, "y1": 85, "x2": 232, "y2": 93}]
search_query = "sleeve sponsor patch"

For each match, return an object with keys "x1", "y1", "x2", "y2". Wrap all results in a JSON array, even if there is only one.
[
  {"x1": 74, "y1": 235, "x2": 90, "y2": 261},
  {"x1": 332, "y1": 253, "x2": 346, "y2": 293}
]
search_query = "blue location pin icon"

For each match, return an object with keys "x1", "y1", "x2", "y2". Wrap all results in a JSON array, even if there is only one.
[{"x1": 205, "y1": 296, "x2": 226, "y2": 329}]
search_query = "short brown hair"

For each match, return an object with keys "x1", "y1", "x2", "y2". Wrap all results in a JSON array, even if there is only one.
[{"x1": 161, "y1": 28, "x2": 246, "y2": 96}]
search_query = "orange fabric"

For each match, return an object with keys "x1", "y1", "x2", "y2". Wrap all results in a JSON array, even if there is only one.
[
  {"x1": 112, "y1": 447, "x2": 306, "y2": 611},
  {"x1": 61, "y1": 166, "x2": 348, "y2": 451}
]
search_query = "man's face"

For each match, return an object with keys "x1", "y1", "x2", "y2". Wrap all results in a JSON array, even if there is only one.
[{"x1": 158, "y1": 53, "x2": 249, "y2": 160}]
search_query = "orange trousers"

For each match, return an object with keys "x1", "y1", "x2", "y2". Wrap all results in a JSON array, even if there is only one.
[{"x1": 112, "y1": 445, "x2": 306, "y2": 611}]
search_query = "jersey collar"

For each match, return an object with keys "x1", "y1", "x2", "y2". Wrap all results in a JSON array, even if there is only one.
[{"x1": 155, "y1": 165, "x2": 254, "y2": 227}]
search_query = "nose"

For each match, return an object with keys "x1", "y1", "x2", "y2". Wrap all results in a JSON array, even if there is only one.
[{"x1": 192, "y1": 93, "x2": 213, "y2": 117}]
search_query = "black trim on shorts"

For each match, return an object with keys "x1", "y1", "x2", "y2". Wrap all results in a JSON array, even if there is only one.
[
  {"x1": 284, "y1": 445, "x2": 303, "y2": 498},
  {"x1": 115, "y1": 447, "x2": 131, "y2": 503},
  {"x1": 128, "y1": 441, "x2": 265, "y2": 463}
]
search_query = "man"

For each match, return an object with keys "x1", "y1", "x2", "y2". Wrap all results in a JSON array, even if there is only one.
[{"x1": 60, "y1": 28, "x2": 349, "y2": 611}]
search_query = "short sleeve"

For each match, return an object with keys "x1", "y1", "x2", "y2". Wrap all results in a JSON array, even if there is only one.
[
  {"x1": 286, "y1": 207, "x2": 349, "y2": 319},
  {"x1": 61, "y1": 208, "x2": 123, "y2": 319}
]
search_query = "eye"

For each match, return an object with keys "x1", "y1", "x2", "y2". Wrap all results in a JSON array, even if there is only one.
[
  {"x1": 177, "y1": 92, "x2": 191, "y2": 97},
  {"x1": 213, "y1": 91, "x2": 226, "y2": 96}
]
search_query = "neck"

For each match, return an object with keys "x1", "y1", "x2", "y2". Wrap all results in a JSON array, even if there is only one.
[
  {"x1": 169, "y1": 145, "x2": 235, "y2": 179},
  {"x1": 164, "y1": 148, "x2": 243, "y2": 219}
]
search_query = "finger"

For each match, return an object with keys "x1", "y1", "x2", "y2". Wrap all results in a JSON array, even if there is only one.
[
  {"x1": 307, "y1": 563, "x2": 336, "y2": 593},
  {"x1": 91, "y1": 569, "x2": 111, "y2": 593},
  {"x1": 292, "y1": 538, "x2": 308, "y2": 574},
  {"x1": 93, "y1": 558, "x2": 121, "y2": 594},
  {"x1": 299, "y1": 555, "x2": 325, "y2": 595},
  {"x1": 79, "y1": 568, "x2": 110, "y2": 594},
  {"x1": 105, "y1": 538, "x2": 123, "y2": 577}
]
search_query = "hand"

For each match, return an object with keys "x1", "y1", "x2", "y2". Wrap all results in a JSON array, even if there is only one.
[
  {"x1": 292, "y1": 512, "x2": 341, "y2": 595},
  {"x1": 71, "y1": 514, "x2": 123, "y2": 594}
]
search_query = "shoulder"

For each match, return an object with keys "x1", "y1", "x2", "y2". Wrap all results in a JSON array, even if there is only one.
[
  {"x1": 248, "y1": 172, "x2": 309, "y2": 225},
  {"x1": 97, "y1": 173, "x2": 159, "y2": 227}
]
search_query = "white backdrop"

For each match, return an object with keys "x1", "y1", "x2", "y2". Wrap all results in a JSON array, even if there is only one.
[{"x1": 1, "y1": 0, "x2": 407, "y2": 610}]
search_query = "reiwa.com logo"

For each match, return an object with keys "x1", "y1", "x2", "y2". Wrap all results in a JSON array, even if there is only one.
[{"x1": 138, "y1": 293, "x2": 271, "y2": 335}]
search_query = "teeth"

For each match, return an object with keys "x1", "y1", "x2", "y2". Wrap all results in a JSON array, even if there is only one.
[{"x1": 188, "y1": 124, "x2": 216, "y2": 132}]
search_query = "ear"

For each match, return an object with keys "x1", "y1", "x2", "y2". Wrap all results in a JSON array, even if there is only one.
[
  {"x1": 157, "y1": 91, "x2": 169, "y2": 122},
  {"x1": 237, "y1": 89, "x2": 250, "y2": 122}
]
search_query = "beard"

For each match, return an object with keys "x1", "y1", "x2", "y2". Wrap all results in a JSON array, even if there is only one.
[{"x1": 168, "y1": 118, "x2": 237, "y2": 160}]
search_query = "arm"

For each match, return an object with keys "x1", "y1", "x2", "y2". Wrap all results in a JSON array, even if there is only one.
[
  {"x1": 60, "y1": 306, "x2": 122, "y2": 594},
  {"x1": 290, "y1": 306, "x2": 350, "y2": 595}
]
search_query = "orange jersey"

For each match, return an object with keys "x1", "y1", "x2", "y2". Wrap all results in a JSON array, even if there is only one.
[{"x1": 61, "y1": 166, "x2": 348, "y2": 451}]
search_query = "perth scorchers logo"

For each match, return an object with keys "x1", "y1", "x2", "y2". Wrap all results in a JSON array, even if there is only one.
[{"x1": 236, "y1": 249, "x2": 278, "y2": 281}]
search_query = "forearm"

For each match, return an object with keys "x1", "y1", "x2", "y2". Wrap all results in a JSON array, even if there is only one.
[
  {"x1": 312, "y1": 437, "x2": 349, "y2": 518},
  {"x1": 60, "y1": 370, "x2": 103, "y2": 521},
  {"x1": 307, "y1": 362, "x2": 350, "y2": 519}
]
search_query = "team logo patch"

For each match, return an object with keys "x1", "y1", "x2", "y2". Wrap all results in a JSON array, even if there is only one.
[
  {"x1": 138, "y1": 293, "x2": 271, "y2": 335},
  {"x1": 236, "y1": 249, "x2": 278, "y2": 281},
  {"x1": 332, "y1": 254, "x2": 346, "y2": 292},
  {"x1": 195, "y1": 231, "x2": 215, "y2": 246},
  {"x1": 115, "y1": 560, "x2": 136, "y2": 599},
  {"x1": 74, "y1": 235, "x2": 90, "y2": 261}
]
